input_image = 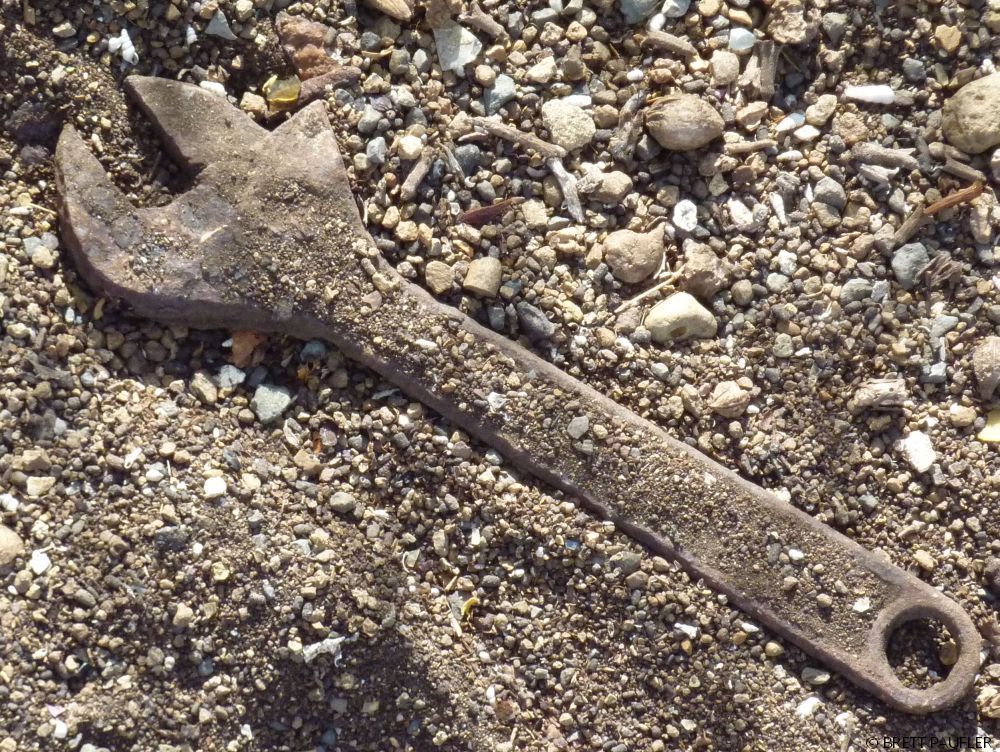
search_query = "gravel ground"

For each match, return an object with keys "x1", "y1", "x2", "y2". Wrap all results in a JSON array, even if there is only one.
[{"x1": 2, "y1": 0, "x2": 1000, "y2": 750}]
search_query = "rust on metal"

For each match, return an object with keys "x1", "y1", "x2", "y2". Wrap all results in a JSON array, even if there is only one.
[{"x1": 54, "y1": 77, "x2": 981, "y2": 715}]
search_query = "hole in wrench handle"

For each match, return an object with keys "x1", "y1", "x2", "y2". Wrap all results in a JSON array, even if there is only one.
[{"x1": 864, "y1": 590, "x2": 981, "y2": 714}]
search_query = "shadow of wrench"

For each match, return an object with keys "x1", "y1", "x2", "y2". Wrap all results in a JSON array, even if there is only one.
[{"x1": 54, "y1": 76, "x2": 980, "y2": 714}]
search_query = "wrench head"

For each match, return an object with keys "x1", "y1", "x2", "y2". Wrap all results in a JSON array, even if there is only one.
[{"x1": 55, "y1": 76, "x2": 367, "y2": 332}]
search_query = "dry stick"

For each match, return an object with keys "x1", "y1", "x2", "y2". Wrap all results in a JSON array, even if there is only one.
[
  {"x1": 724, "y1": 139, "x2": 777, "y2": 155},
  {"x1": 459, "y1": 197, "x2": 524, "y2": 227},
  {"x1": 614, "y1": 266, "x2": 685, "y2": 314},
  {"x1": 892, "y1": 205, "x2": 929, "y2": 248},
  {"x1": 754, "y1": 41, "x2": 777, "y2": 99},
  {"x1": 469, "y1": 117, "x2": 567, "y2": 160},
  {"x1": 547, "y1": 157, "x2": 584, "y2": 222},
  {"x1": 641, "y1": 30, "x2": 697, "y2": 58},
  {"x1": 400, "y1": 146, "x2": 436, "y2": 201},
  {"x1": 941, "y1": 157, "x2": 987, "y2": 184},
  {"x1": 459, "y1": 1, "x2": 506, "y2": 39},
  {"x1": 923, "y1": 181, "x2": 985, "y2": 216}
]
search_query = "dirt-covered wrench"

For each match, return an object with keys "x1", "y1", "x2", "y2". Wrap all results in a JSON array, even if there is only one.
[{"x1": 55, "y1": 76, "x2": 981, "y2": 714}]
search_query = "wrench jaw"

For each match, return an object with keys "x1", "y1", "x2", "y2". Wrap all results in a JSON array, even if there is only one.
[
  {"x1": 122, "y1": 76, "x2": 265, "y2": 175},
  {"x1": 55, "y1": 126, "x2": 266, "y2": 330}
]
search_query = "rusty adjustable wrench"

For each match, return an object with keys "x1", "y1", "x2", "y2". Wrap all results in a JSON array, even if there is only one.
[{"x1": 54, "y1": 77, "x2": 981, "y2": 714}]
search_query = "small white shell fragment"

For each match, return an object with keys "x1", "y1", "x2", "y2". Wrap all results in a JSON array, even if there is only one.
[
  {"x1": 842, "y1": 84, "x2": 895, "y2": 105},
  {"x1": 852, "y1": 597, "x2": 871, "y2": 613},
  {"x1": 769, "y1": 192, "x2": 788, "y2": 225},
  {"x1": 108, "y1": 28, "x2": 138, "y2": 65},
  {"x1": 185, "y1": 25, "x2": 197, "y2": 46},
  {"x1": 729, "y1": 27, "x2": 756, "y2": 51},
  {"x1": 795, "y1": 696, "x2": 823, "y2": 718},
  {"x1": 740, "y1": 621, "x2": 760, "y2": 633},
  {"x1": 675, "y1": 622, "x2": 699, "y2": 638},
  {"x1": 788, "y1": 548, "x2": 805, "y2": 562}
]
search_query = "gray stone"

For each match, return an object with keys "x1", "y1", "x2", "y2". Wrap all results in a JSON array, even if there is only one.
[
  {"x1": 330, "y1": 491, "x2": 357, "y2": 513},
  {"x1": 516, "y1": 301, "x2": 556, "y2": 341},
  {"x1": 902, "y1": 58, "x2": 926, "y2": 83},
  {"x1": 251, "y1": 384, "x2": 292, "y2": 423},
  {"x1": 891, "y1": 243, "x2": 929, "y2": 290},
  {"x1": 813, "y1": 176, "x2": 846, "y2": 210},
  {"x1": 839, "y1": 278, "x2": 873, "y2": 304},
  {"x1": 820, "y1": 12, "x2": 848, "y2": 44},
  {"x1": 484, "y1": 74, "x2": 516, "y2": 115},
  {"x1": 357, "y1": 105, "x2": 381, "y2": 135},
  {"x1": 366, "y1": 137, "x2": 388, "y2": 165},
  {"x1": 618, "y1": 0, "x2": 660, "y2": 24},
  {"x1": 218, "y1": 364, "x2": 246, "y2": 388},
  {"x1": 433, "y1": 23, "x2": 482, "y2": 73},
  {"x1": 205, "y1": 9, "x2": 237, "y2": 40}
]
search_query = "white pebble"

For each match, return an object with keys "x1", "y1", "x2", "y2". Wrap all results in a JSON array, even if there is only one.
[
  {"x1": 30, "y1": 550, "x2": 51, "y2": 575},
  {"x1": 852, "y1": 597, "x2": 871, "y2": 613},
  {"x1": 660, "y1": 0, "x2": 690, "y2": 16},
  {"x1": 842, "y1": 84, "x2": 895, "y2": 105},
  {"x1": 795, "y1": 696, "x2": 823, "y2": 718},
  {"x1": 775, "y1": 112, "x2": 805, "y2": 134},
  {"x1": 672, "y1": 199, "x2": 698, "y2": 232},
  {"x1": 898, "y1": 431, "x2": 936, "y2": 473},
  {"x1": 203, "y1": 476, "x2": 228, "y2": 499},
  {"x1": 793, "y1": 124, "x2": 821, "y2": 142},
  {"x1": 675, "y1": 622, "x2": 699, "y2": 638},
  {"x1": 728, "y1": 28, "x2": 756, "y2": 51}
]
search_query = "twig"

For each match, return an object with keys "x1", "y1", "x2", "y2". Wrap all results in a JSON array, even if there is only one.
[
  {"x1": 724, "y1": 139, "x2": 776, "y2": 155},
  {"x1": 941, "y1": 157, "x2": 986, "y2": 184},
  {"x1": 458, "y1": 1, "x2": 505, "y2": 39},
  {"x1": 892, "y1": 206, "x2": 929, "y2": 248},
  {"x1": 754, "y1": 41, "x2": 777, "y2": 100},
  {"x1": 923, "y1": 181, "x2": 985, "y2": 216},
  {"x1": 850, "y1": 142, "x2": 919, "y2": 171},
  {"x1": 400, "y1": 146, "x2": 436, "y2": 201},
  {"x1": 641, "y1": 31, "x2": 697, "y2": 58},
  {"x1": 547, "y1": 157, "x2": 583, "y2": 222},
  {"x1": 459, "y1": 197, "x2": 524, "y2": 227},
  {"x1": 614, "y1": 266, "x2": 684, "y2": 314},
  {"x1": 470, "y1": 117, "x2": 567, "y2": 160}
]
